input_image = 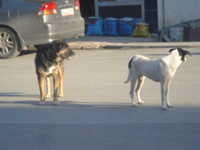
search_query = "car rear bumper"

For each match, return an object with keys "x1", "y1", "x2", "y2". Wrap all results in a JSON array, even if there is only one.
[{"x1": 22, "y1": 17, "x2": 85, "y2": 46}]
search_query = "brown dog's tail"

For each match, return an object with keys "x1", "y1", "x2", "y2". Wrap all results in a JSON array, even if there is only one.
[{"x1": 124, "y1": 69, "x2": 130, "y2": 84}]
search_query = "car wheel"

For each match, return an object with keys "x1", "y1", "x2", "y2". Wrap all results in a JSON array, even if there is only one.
[{"x1": 0, "y1": 27, "x2": 21, "y2": 59}]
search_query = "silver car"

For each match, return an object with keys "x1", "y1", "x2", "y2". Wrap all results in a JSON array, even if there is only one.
[{"x1": 0, "y1": 0, "x2": 85, "y2": 58}]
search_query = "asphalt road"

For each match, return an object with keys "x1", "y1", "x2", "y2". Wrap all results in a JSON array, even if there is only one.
[{"x1": 0, "y1": 47, "x2": 200, "y2": 150}]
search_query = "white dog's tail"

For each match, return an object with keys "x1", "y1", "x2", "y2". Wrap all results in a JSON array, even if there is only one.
[
  {"x1": 124, "y1": 69, "x2": 130, "y2": 84},
  {"x1": 124, "y1": 58, "x2": 133, "y2": 84}
]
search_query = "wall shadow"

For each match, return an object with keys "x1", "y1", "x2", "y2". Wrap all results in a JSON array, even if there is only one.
[
  {"x1": 0, "y1": 92, "x2": 38, "y2": 98},
  {"x1": 145, "y1": 52, "x2": 200, "y2": 57},
  {"x1": 19, "y1": 49, "x2": 37, "y2": 57}
]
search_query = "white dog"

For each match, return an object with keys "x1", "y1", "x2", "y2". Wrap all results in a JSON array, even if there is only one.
[{"x1": 124, "y1": 48, "x2": 191, "y2": 110}]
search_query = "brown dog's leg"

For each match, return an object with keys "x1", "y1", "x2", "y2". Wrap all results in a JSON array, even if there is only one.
[
  {"x1": 38, "y1": 76, "x2": 45, "y2": 106},
  {"x1": 52, "y1": 70, "x2": 60, "y2": 105},
  {"x1": 45, "y1": 77, "x2": 51, "y2": 98},
  {"x1": 58, "y1": 60, "x2": 64, "y2": 97}
]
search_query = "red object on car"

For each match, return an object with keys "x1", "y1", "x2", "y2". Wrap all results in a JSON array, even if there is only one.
[
  {"x1": 75, "y1": 0, "x2": 80, "y2": 10},
  {"x1": 38, "y1": 1, "x2": 57, "y2": 15}
]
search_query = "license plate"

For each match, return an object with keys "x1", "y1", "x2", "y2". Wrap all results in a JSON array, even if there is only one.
[{"x1": 60, "y1": 8, "x2": 74, "y2": 17}]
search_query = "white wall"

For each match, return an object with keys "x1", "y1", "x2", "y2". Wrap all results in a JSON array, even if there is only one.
[{"x1": 157, "y1": 0, "x2": 200, "y2": 30}]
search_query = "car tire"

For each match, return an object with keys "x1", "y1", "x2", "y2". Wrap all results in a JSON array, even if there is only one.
[{"x1": 0, "y1": 27, "x2": 21, "y2": 59}]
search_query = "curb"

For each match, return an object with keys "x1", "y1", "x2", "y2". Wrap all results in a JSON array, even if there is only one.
[
  {"x1": 68, "y1": 42, "x2": 200, "y2": 50},
  {"x1": 69, "y1": 44, "x2": 103, "y2": 49}
]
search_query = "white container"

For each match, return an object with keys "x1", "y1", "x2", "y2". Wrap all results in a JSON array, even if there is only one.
[{"x1": 170, "y1": 27, "x2": 183, "y2": 42}]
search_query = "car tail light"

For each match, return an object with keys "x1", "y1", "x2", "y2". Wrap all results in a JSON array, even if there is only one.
[
  {"x1": 75, "y1": 0, "x2": 80, "y2": 10},
  {"x1": 38, "y1": 1, "x2": 57, "y2": 15}
]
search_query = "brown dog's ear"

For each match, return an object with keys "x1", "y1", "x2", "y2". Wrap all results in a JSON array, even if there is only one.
[
  {"x1": 59, "y1": 40, "x2": 65, "y2": 49},
  {"x1": 53, "y1": 43, "x2": 60, "y2": 52},
  {"x1": 51, "y1": 41, "x2": 61, "y2": 52},
  {"x1": 51, "y1": 40, "x2": 68, "y2": 52}
]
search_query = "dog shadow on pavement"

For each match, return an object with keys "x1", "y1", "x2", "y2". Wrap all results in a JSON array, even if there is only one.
[
  {"x1": 0, "y1": 92, "x2": 41, "y2": 106},
  {"x1": 0, "y1": 92, "x2": 131, "y2": 108},
  {"x1": 0, "y1": 92, "x2": 152, "y2": 109},
  {"x1": 0, "y1": 92, "x2": 196, "y2": 110},
  {"x1": 0, "y1": 92, "x2": 37, "y2": 98}
]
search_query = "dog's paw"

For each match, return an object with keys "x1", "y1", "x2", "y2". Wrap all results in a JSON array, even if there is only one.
[
  {"x1": 162, "y1": 105, "x2": 168, "y2": 110},
  {"x1": 45, "y1": 94, "x2": 51, "y2": 99},
  {"x1": 167, "y1": 104, "x2": 174, "y2": 108},
  {"x1": 39, "y1": 101, "x2": 46, "y2": 106},
  {"x1": 133, "y1": 103, "x2": 139, "y2": 107},
  {"x1": 58, "y1": 94, "x2": 64, "y2": 98},
  {"x1": 53, "y1": 101, "x2": 60, "y2": 106},
  {"x1": 138, "y1": 100, "x2": 145, "y2": 105}
]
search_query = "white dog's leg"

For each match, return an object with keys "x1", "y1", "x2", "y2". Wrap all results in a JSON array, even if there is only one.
[
  {"x1": 160, "y1": 82, "x2": 168, "y2": 110},
  {"x1": 135, "y1": 75, "x2": 145, "y2": 104},
  {"x1": 130, "y1": 76, "x2": 139, "y2": 107},
  {"x1": 166, "y1": 80, "x2": 174, "y2": 108}
]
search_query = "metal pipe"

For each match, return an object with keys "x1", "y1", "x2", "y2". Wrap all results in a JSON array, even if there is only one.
[
  {"x1": 163, "y1": 0, "x2": 166, "y2": 28},
  {"x1": 94, "y1": 0, "x2": 99, "y2": 17}
]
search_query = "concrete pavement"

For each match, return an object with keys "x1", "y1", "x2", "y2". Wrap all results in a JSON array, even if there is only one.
[
  {"x1": 66, "y1": 36, "x2": 200, "y2": 49},
  {"x1": 0, "y1": 48, "x2": 200, "y2": 150}
]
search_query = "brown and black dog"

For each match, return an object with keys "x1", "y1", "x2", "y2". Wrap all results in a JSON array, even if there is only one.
[{"x1": 35, "y1": 40, "x2": 75, "y2": 106}]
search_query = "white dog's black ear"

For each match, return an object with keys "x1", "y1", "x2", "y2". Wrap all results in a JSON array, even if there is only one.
[
  {"x1": 169, "y1": 48, "x2": 191, "y2": 62},
  {"x1": 169, "y1": 48, "x2": 176, "y2": 53},
  {"x1": 177, "y1": 48, "x2": 191, "y2": 56},
  {"x1": 177, "y1": 48, "x2": 191, "y2": 61}
]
